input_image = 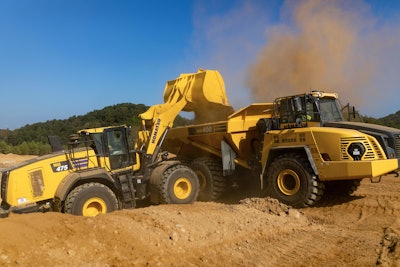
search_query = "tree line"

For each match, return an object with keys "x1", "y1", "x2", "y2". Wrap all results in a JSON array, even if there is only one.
[{"x1": 0, "y1": 103, "x2": 192, "y2": 155}]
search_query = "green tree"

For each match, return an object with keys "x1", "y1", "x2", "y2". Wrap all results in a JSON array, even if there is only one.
[
  {"x1": 19, "y1": 142, "x2": 30, "y2": 155},
  {"x1": 0, "y1": 140, "x2": 11, "y2": 154}
]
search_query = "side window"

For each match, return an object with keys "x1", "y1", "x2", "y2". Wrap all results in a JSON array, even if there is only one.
[
  {"x1": 279, "y1": 99, "x2": 295, "y2": 123},
  {"x1": 91, "y1": 133, "x2": 104, "y2": 155},
  {"x1": 306, "y1": 102, "x2": 320, "y2": 122}
]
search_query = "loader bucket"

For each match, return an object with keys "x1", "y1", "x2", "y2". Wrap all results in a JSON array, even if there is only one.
[{"x1": 163, "y1": 69, "x2": 234, "y2": 123}]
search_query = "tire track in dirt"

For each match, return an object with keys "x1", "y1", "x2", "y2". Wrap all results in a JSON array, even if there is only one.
[
  {"x1": 376, "y1": 219, "x2": 400, "y2": 266},
  {"x1": 259, "y1": 229, "x2": 344, "y2": 266},
  {"x1": 301, "y1": 176, "x2": 400, "y2": 266}
]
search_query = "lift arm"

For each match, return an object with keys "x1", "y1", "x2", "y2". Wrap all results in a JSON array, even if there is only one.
[{"x1": 138, "y1": 69, "x2": 234, "y2": 158}]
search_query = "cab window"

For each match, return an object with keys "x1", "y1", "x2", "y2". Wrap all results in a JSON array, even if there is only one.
[
  {"x1": 106, "y1": 129, "x2": 129, "y2": 170},
  {"x1": 318, "y1": 98, "x2": 343, "y2": 122}
]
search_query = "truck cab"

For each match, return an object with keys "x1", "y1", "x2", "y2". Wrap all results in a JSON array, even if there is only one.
[
  {"x1": 273, "y1": 91, "x2": 400, "y2": 165},
  {"x1": 275, "y1": 91, "x2": 343, "y2": 127}
]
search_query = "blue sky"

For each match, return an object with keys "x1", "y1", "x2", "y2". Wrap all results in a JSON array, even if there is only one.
[{"x1": 1, "y1": 0, "x2": 400, "y2": 130}]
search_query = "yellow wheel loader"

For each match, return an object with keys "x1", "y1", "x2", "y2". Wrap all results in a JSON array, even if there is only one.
[{"x1": 0, "y1": 69, "x2": 232, "y2": 217}]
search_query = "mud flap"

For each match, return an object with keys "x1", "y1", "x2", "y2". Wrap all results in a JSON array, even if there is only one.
[
  {"x1": 221, "y1": 140, "x2": 236, "y2": 176},
  {"x1": 0, "y1": 208, "x2": 9, "y2": 218}
]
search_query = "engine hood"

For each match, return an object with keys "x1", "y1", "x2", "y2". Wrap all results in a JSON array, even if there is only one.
[
  {"x1": 324, "y1": 121, "x2": 400, "y2": 136},
  {"x1": 325, "y1": 121, "x2": 400, "y2": 159}
]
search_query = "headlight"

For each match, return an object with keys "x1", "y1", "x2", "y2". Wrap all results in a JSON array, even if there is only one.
[{"x1": 347, "y1": 142, "x2": 365, "y2": 160}]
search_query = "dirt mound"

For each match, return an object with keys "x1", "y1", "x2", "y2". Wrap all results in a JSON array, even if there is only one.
[
  {"x1": 1, "y1": 154, "x2": 400, "y2": 266},
  {"x1": 239, "y1": 197, "x2": 294, "y2": 216},
  {"x1": 0, "y1": 199, "x2": 306, "y2": 266},
  {"x1": 0, "y1": 153, "x2": 37, "y2": 169}
]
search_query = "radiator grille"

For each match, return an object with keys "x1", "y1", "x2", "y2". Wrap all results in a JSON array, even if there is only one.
[
  {"x1": 340, "y1": 137, "x2": 381, "y2": 160},
  {"x1": 395, "y1": 134, "x2": 400, "y2": 158},
  {"x1": 368, "y1": 137, "x2": 385, "y2": 159}
]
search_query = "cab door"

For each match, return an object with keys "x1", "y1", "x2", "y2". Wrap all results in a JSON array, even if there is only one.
[{"x1": 105, "y1": 128, "x2": 131, "y2": 170}]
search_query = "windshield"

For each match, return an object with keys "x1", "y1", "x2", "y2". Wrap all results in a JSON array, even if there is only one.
[
  {"x1": 276, "y1": 95, "x2": 344, "y2": 126},
  {"x1": 318, "y1": 98, "x2": 343, "y2": 122}
]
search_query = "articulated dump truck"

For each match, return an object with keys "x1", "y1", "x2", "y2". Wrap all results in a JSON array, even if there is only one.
[
  {"x1": 1, "y1": 69, "x2": 399, "y2": 217},
  {"x1": 162, "y1": 74, "x2": 400, "y2": 208}
]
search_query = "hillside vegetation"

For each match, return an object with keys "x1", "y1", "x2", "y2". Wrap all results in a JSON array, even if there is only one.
[{"x1": 0, "y1": 103, "x2": 191, "y2": 155}]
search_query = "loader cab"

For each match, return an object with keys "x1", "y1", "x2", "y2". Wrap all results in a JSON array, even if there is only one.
[
  {"x1": 76, "y1": 126, "x2": 136, "y2": 171},
  {"x1": 275, "y1": 92, "x2": 343, "y2": 128},
  {"x1": 105, "y1": 128, "x2": 132, "y2": 169}
]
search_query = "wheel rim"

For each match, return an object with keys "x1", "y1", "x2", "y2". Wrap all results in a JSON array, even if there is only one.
[
  {"x1": 82, "y1": 197, "x2": 107, "y2": 216},
  {"x1": 277, "y1": 169, "x2": 301, "y2": 195},
  {"x1": 173, "y1": 177, "x2": 192, "y2": 200}
]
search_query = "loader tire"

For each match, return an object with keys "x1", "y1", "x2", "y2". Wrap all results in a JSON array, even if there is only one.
[
  {"x1": 265, "y1": 153, "x2": 322, "y2": 208},
  {"x1": 159, "y1": 164, "x2": 199, "y2": 204},
  {"x1": 191, "y1": 157, "x2": 226, "y2": 201},
  {"x1": 65, "y1": 182, "x2": 118, "y2": 216},
  {"x1": 323, "y1": 179, "x2": 361, "y2": 196}
]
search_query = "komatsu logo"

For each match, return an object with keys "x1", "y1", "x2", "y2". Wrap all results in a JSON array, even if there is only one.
[{"x1": 151, "y1": 118, "x2": 161, "y2": 144}]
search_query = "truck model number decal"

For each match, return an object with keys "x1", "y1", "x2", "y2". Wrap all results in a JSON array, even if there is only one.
[{"x1": 51, "y1": 161, "x2": 70, "y2": 172}]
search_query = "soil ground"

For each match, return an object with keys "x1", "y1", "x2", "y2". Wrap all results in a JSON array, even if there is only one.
[{"x1": 0, "y1": 153, "x2": 399, "y2": 266}]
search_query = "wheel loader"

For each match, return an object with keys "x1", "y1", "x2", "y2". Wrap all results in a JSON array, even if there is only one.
[
  {"x1": 0, "y1": 69, "x2": 233, "y2": 217},
  {"x1": 162, "y1": 87, "x2": 400, "y2": 208}
]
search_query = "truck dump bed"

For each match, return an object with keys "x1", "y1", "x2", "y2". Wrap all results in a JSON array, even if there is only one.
[{"x1": 163, "y1": 103, "x2": 274, "y2": 169}]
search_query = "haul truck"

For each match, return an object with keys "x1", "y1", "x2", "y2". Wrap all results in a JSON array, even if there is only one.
[
  {"x1": 162, "y1": 89, "x2": 400, "y2": 208},
  {"x1": 0, "y1": 69, "x2": 233, "y2": 217}
]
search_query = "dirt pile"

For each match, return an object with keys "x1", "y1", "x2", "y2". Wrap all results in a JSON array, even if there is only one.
[
  {"x1": 0, "y1": 200, "x2": 307, "y2": 266},
  {"x1": 0, "y1": 153, "x2": 37, "y2": 170},
  {"x1": 0, "y1": 154, "x2": 400, "y2": 266}
]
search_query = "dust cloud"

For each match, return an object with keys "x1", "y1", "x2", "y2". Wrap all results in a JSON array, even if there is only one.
[
  {"x1": 246, "y1": 0, "x2": 400, "y2": 117},
  {"x1": 191, "y1": 0, "x2": 400, "y2": 117},
  {"x1": 191, "y1": 1, "x2": 277, "y2": 109}
]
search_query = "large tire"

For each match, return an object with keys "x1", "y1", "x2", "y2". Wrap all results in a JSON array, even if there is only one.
[
  {"x1": 191, "y1": 157, "x2": 226, "y2": 201},
  {"x1": 265, "y1": 153, "x2": 323, "y2": 208},
  {"x1": 65, "y1": 182, "x2": 119, "y2": 216},
  {"x1": 323, "y1": 179, "x2": 361, "y2": 196},
  {"x1": 158, "y1": 164, "x2": 199, "y2": 204}
]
